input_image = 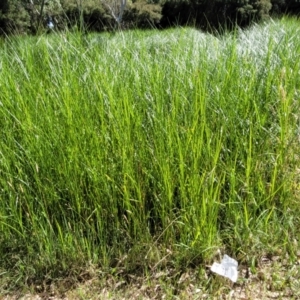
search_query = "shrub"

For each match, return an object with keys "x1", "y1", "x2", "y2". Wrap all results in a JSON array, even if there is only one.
[
  {"x1": 60, "y1": 0, "x2": 110, "y2": 31},
  {"x1": 161, "y1": 0, "x2": 273, "y2": 29},
  {"x1": 0, "y1": 0, "x2": 30, "y2": 34},
  {"x1": 124, "y1": 0, "x2": 162, "y2": 28}
]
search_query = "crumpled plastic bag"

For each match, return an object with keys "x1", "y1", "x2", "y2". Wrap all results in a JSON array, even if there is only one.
[{"x1": 210, "y1": 254, "x2": 238, "y2": 282}]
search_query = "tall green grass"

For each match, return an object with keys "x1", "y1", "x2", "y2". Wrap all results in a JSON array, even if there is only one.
[{"x1": 0, "y1": 17, "x2": 300, "y2": 287}]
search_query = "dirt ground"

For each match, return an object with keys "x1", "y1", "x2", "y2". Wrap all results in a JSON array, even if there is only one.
[{"x1": 2, "y1": 253, "x2": 300, "y2": 300}]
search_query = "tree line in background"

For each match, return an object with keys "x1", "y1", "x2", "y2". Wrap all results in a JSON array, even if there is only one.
[{"x1": 0, "y1": 0, "x2": 299, "y2": 34}]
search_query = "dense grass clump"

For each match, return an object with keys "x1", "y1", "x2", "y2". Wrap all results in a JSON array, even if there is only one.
[{"x1": 0, "y1": 18, "x2": 300, "y2": 289}]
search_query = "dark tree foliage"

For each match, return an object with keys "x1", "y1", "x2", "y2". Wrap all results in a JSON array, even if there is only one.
[
  {"x1": 285, "y1": 0, "x2": 300, "y2": 13},
  {"x1": 161, "y1": 0, "x2": 274, "y2": 29},
  {"x1": 123, "y1": 0, "x2": 162, "y2": 28},
  {"x1": 0, "y1": 0, "x2": 9, "y2": 31},
  {"x1": 0, "y1": 0, "x2": 30, "y2": 34},
  {"x1": 271, "y1": 0, "x2": 287, "y2": 13},
  {"x1": 0, "y1": 0, "x2": 300, "y2": 35}
]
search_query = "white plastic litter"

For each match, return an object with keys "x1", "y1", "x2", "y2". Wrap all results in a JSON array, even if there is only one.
[
  {"x1": 210, "y1": 254, "x2": 238, "y2": 282},
  {"x1": 47, "y1": 21, "x2": 54, "y2": 30}
]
